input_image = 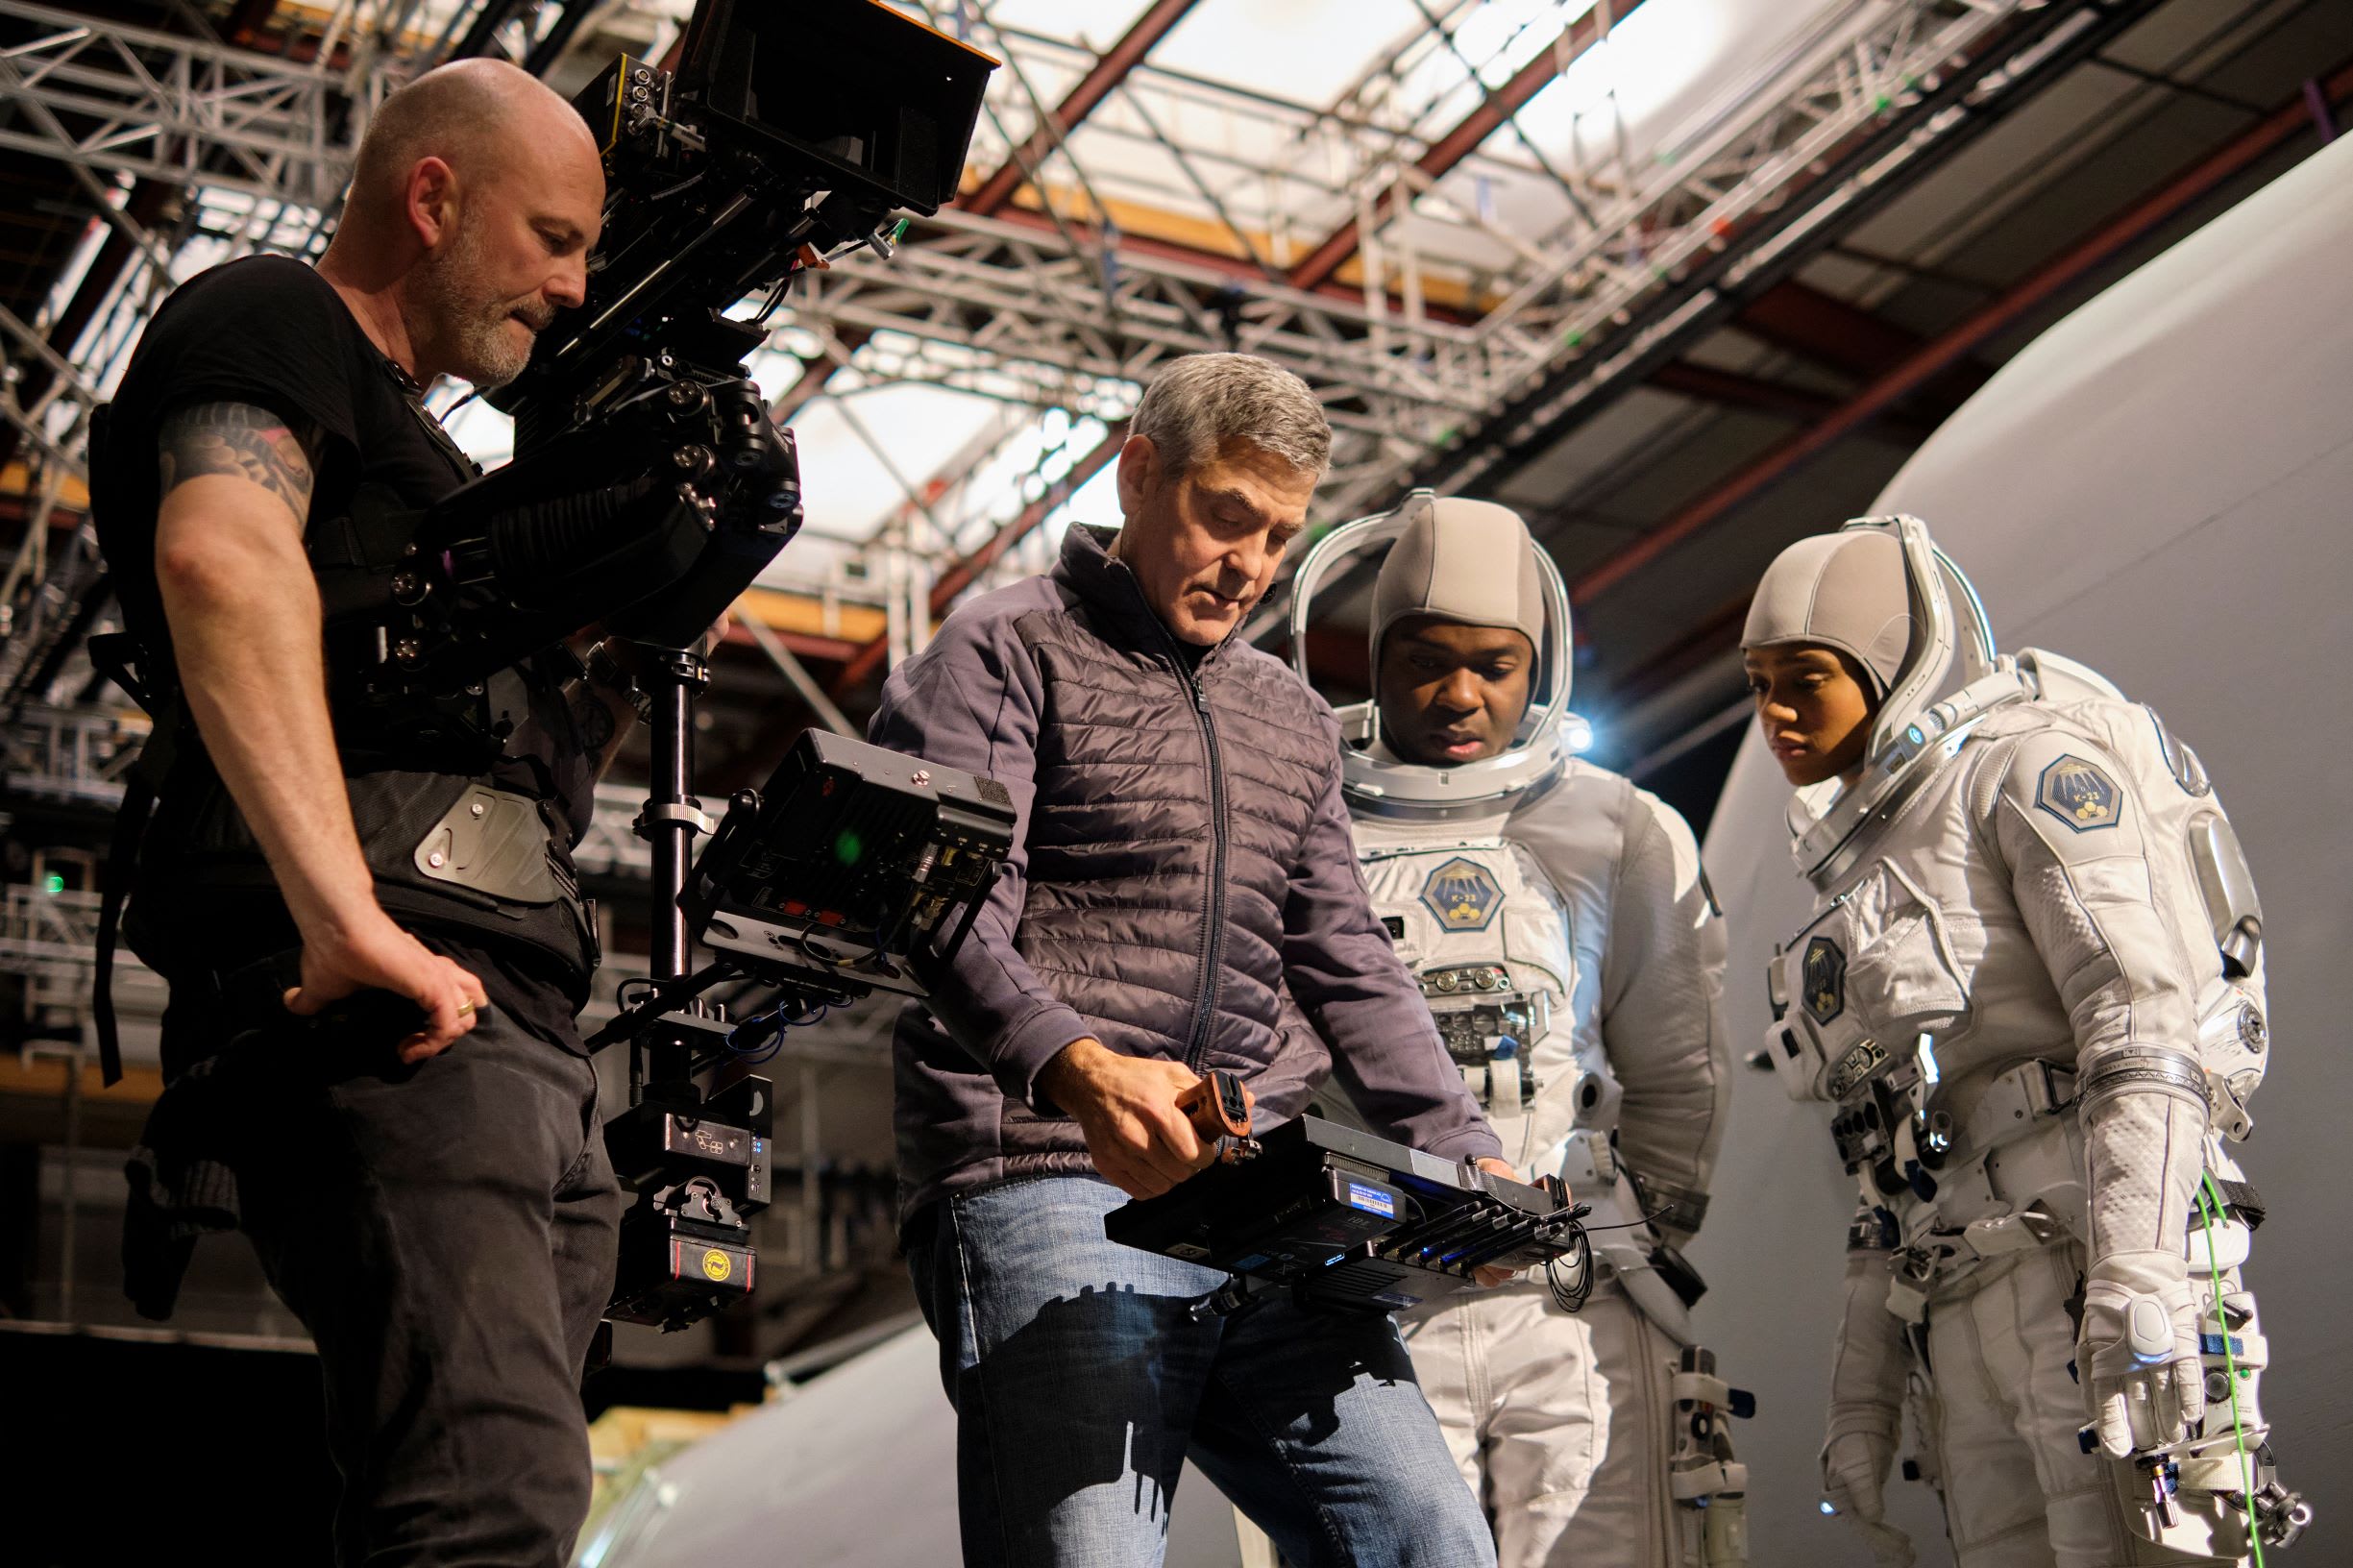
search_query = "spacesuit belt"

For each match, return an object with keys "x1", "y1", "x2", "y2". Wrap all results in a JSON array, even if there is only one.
[{"x1": 1878, "y1": 1112, "x2": 2087, "y2": 1292}]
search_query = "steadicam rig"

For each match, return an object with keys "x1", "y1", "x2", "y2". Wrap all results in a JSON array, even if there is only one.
[
  {"x1": 332, "y1": 374, "x2": 803, "y2": 760},
  {"x1": 457, "y1": 0, "x2": 996, "y2": 1335},
  {"x1": 584, "y1": 730, "x2": 1014, "y2": 1331},
  {"x1": 327, "y1": 0, "x2": 995, "y2": 768}
]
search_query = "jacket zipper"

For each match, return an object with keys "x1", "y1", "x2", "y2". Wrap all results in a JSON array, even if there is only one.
[
  {"x1": 1181, "y1": 669, "x2": 1228, "y2": 1074},
  {"x1": 1118, "y1": 563, "x2": 1228, "y2": 1074}
]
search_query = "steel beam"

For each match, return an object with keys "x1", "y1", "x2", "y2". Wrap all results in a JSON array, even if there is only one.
[
  {"x1": 831, "y1": 425, "x2": 1127, "y2": 693},
  {"x1": 789, "y1": 205, "x2": 1497, "y2": 499},
  {"x1": 1285, "y1": 0, "x2": 1652, "y2": 293},
  {"x1": 0, "y1": 0, "x2": 383, "y2": 208},
  {"x1": 964, "y1": 0, "x2": 1202, "y2": 217},
  {"x1": 1733, "y1": 280, "x2": 1925, "y2": 381},
  {"x1": 1568, "y1": 59, "x2": 2353, "y2": 608},
  {"x1": 1379, "y1": 0, "x2": 2164, "y2": 520}
]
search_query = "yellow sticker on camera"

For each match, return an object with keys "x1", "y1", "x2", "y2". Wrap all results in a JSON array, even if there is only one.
[{"x1": 701, "y1": 1249, "x2": 732, "y2": 1283}]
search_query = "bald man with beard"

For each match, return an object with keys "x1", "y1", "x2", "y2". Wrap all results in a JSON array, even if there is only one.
[{"x1": 97, "y1": 61, "x2": 635, "y2": 1565}]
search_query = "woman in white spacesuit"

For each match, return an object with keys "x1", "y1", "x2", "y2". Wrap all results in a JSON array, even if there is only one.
[
  {"x1": 1285, "y1": 494, "x2": 1747, "y2": 1568},
  {"x1": 1741, "y1": 516, "x2": 2308, "y2": 1568}
]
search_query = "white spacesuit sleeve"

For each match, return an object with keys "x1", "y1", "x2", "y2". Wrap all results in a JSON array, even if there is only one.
[
  {"x1": 1823, "y1": 1213, "x2": 1919, "y2": 1567},
  {"x1": 1600, "y1": 787, "x2": 1731, "y2": 1239},
  {"x1": 1985, "y1": 729, "x2": 2210, "y2": 1454}
]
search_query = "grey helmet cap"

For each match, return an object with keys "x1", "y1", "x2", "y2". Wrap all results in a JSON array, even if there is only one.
[
  {"x1": 1369, "y1": 493, "x2": 1550, "y2": 673},
  {"x1": 1740, "y1": 529, "x2": 1912, "y2": 697}
]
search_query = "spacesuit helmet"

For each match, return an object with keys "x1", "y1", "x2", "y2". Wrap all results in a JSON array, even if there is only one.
[
  {"x1": 1740, "y1": 528, "x2": 1912, "y2": 700},
  {"x1": 1289, "y1": 490, "x2": 1578, "y2": 820},
  {"x1": 1745, "y1": 514, "x2": 2011, "y2": 879}
]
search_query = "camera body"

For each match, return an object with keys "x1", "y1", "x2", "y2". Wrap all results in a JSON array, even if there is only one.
[
  {"x1": 330, "y1": 0, "x2": 993, "y2": 739},
  {"x1": 605, "y1": 1071, "x2": 774, "y2": 1330}
]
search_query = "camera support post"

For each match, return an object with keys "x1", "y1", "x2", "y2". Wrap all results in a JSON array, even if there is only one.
[
  {"x1": 597, "y1": 641, "x2": 782, "y2": 1333},
  {"x1": 518, "y1": 0, "x2": 996, "y2": 1336},
  {"x1": 639, "y1": 644, "x2": 715, "y2": 1102}
]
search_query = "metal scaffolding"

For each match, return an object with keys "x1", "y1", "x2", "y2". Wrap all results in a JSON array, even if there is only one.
[
  {"x1": 0, "y1": 0, "x2": 2169, "y2": 1011},
  {"x1": 0, "y1": 0, "x2": 2145, "y2": 670},
  {"x1": 0, "y1": 0, "x2": 394, "y2": 208}
]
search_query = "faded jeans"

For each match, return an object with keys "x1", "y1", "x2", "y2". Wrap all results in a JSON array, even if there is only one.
[{"x1": 905, "y1": 1174, "x2": 1497, "y2": 1567}]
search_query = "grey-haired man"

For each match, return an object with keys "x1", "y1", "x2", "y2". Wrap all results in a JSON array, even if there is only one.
[{"x1": 870, "y1": 353, "x2": 1505, "y2": 1566}]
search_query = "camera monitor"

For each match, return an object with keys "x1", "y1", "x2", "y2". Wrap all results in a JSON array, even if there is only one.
[
  {"x1": 675, "y1": 0, "x2": 994, "y2": 217},
  {"x1": 686, "y1": 729, "x2": 1016, "y2": 997}
]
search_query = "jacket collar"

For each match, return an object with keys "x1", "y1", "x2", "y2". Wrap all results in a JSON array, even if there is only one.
[{"x1": 1053, "y1": 524, "x2": 1235, "y2": 673}]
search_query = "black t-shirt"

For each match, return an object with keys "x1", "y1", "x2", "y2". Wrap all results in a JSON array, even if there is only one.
[{"x1": 103, "y1": 256, "x2": 594, "y2": 1052}]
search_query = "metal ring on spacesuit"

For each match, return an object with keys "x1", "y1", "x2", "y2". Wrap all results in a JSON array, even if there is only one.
[
  {"x1": 1628, "y1": 1169, "x2": 1710, "y2": 1237},
  {"x1": 1288, "y1": 498, "x2": 1574, "y2": 727},
  {"x1": 2077, "y1": 1045, "x2": 2211, "y2": 1116},
  {"x1": 1842, "y1": 514, "x2": 2002, "y2": 747},
  {"x1": 1782, "y1": 515, "x2": 2037, "y2": 883}
]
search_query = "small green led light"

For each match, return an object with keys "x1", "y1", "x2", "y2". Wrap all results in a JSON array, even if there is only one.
[
  {"x1": 833, "y1": 829, "x2": 865, "y2": 867},
  {"x1": 43, "y1": 873, "x2": 65, "y2": 894}
]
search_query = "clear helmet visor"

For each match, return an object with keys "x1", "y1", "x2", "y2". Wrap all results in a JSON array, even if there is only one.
[{"x1": 1287, "y1": 491, "x2": 1579, "y2": 819}]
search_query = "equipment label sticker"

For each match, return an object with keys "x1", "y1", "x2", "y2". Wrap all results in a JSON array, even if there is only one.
[
  {"x1": 1346, "y1": 1182, "x2": 1397, "y2": 1217},
  {"x1": 701, "y1": 1249, "x2": 733, "y2": 1283},
  {"x1": 1421, "y1": 857, "x2": 1504, "y2": 932},
  {"x1": 2036, "y1": 754, "x2": 2122, "y2": 831}
]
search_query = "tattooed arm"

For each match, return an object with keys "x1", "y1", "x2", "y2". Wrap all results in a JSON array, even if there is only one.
[
  {"x1": 154, "y1": 401, "x2": 485, "y2": 1059},
  {"x1": 569, "y1": 674, "x2": 631, "y2": 776}
]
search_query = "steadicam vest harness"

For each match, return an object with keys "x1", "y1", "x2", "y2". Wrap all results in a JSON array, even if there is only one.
[{"x1": 87, "y1": 383, "x2": 601, "y2": 1085}]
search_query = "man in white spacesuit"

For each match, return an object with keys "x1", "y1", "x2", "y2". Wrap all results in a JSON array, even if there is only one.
[
  {"x1": 1288, "y1": 494, "x2": 1746, "y2": 1568},
  {"x1": 1742, "y1": 515, "x2": 2309, "y2": 1568}
]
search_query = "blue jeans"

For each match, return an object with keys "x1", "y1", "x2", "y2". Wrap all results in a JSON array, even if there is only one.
[{"x1": 906, "y1": 1175, "x2": 1497, "y2": 1568}]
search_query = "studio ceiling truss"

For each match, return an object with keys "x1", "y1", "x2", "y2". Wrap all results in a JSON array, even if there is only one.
[
  {"x1": 0, "y1": 0, "x2": 390, "y2": 208},
  {"x1": 0, "y1": 0, "x2": 2166, "y2": 682}
]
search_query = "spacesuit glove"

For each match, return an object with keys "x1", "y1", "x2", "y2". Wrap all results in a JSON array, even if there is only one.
[
  {"x1": 1822, "y1": 1430, "x2": 1916, "y2": 1568},
  {"x1": 2078, "y1": 1249, "x2": 2205, "y2": 1458},
  {"x1": 1823, "y1": 1240, "x2": 1916, "y2": 1566}
]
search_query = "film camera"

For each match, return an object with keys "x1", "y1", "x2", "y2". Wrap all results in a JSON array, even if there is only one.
[
  {"x1": 387, "y1": 0, "x2": 1001, "y2": 1331},
  {"x1": 331, "y1": 0, "x2": 994, "y2": 740}
]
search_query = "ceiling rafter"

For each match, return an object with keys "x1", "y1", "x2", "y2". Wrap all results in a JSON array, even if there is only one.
[
  {"x1": 1382, "y1": 0, "x2": 2172, "y2": 517},
  {"x1": 831, "y1": 424, "x2": 1129, "y2": 694},
  {"x1": 963, "y1": 0, "x2": 1205, "y2": 217},
  {"x1": 1568, "y1": 54, "x2": 2353, "y2": 610}
]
